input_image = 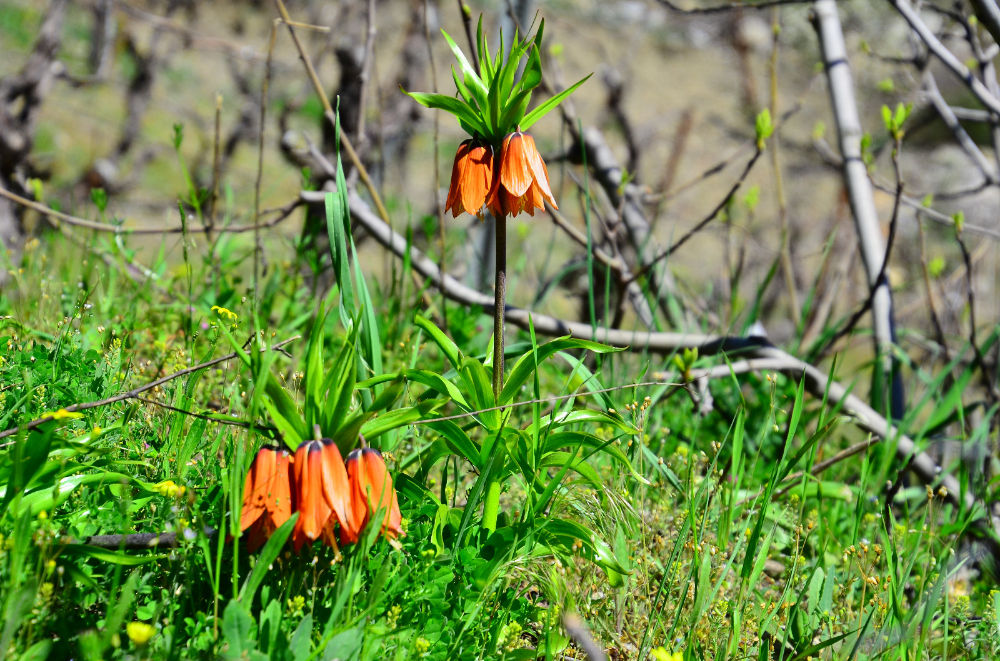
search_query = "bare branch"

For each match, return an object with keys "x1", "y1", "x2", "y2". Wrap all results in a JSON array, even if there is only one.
[{"x1": 888, "y1": 0, "x2": 1000, "y2": 116}]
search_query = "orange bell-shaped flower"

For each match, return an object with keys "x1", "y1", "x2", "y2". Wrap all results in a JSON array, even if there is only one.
[
  {"x1": 446, "y1": 138, "x2": 497, "y2": 219},
  {"x1": 240, "y1": 445, "x2": 294, "y2": 553},
  {"x1": 488, "y1": 131, "x2": 556, "y2": 218},
  {"x1": 344, "y1": 448, "x2": 403, "y2": 541},
  {"x1": 291, "y1": 438, "x2": 355, "y2": 552}
]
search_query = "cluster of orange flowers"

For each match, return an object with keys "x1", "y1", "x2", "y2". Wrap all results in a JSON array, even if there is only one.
[
  {"x1": 446, "y1": 130, "x2": 556, "y2": 220},
  {"x1": 240, "y1": 440, "x2": 402, "y2": 553}
]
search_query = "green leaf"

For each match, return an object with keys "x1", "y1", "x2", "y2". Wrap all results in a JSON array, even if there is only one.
[
  {"x1": 265, "y1": 373, "x2": 308, "y2": 442},
  {"x1": 642, "y1": 445, "x2": 683, "y2": 492},
  {"x1": 426, "y1": 420, "x2": 483, "y2": 469},
  {"x1": 540, "y1": 519, "x2": 629, "y2": 575},
  {"x1": 440, "y1": 28, "x2": 489, "y2": 103},
  {"x1": 414, "y1": 315, "x2": 463, "y2": 368},
  {"x1": 476, "y1": 16, "x2": 490, "y2": 81},
  {"x1": 264, "y1": 400, "x2": 306, "y2": 450},
  {"x1": 18, "y1": 640, "x2": 53, "y2": 661},
  {"x1": 531, "y1": 409, "x2": 639, "y2": 438},
  {"x1": 1, "y1": 579, "x2": 37, "y2": 657},
  {"x1": 365, "y1": 373, "x2": 405, "y2": 414},
  {"x1": 404, "y1": 90, "x2": 488, "y2": 137},
  {"x1": 500, "y1": 337, "x2": 621, "y2": 404},
  {"x1": 222, "y1": 600, "x2": 256, "y2": 661},
  {"x1": 520, "y1": 74, "x2": 592, "y2": 131},
  {"x1": 322, "y1": 338, "x2": 358, "y2": 434},
  {"x1": 544, "y1": 431, "x2": 648, "y2": 484},
  {"x1": 786, "y1": 631, "x2": 853, "y2": 661},
  {"x1": 451, "y1": 65, "x2": 479, "y2": 111},
  {"x1": 358, "y1": 368, "x2": 468, "y2": 412},
  {"x1": 745, "y1": 522, "x2": 777, "y2": 587},
  {"x1": 520, "y1": 46, "x2": 542, "y2": 92},
  {"x1": 459, "y1": 357, "x2": 499, "y2": 429},
  {"x1": 540, "y1": 451, "x2": 601, "y2": 488},
  {"x1": 1, "y1": 425, "x2": 57, "y2": 518},
  {"x1": 240, "y1": 513, "x2": 298, "y2": 609},
  {"x1": 326, "y1": 191, "x2": 354, "y2": 319},
  {"x1": 395, "y1": 473, "x2": 440, "y2": 507},
  {"x1": 61, "y1": 545, "x2": 168, "y2": 566},
  {"x1": 499, "y1": 88, "x2": 533, "y2": 131},
  {"x1": 360, "y1": 400, "x2": 445, "y2": 439}
]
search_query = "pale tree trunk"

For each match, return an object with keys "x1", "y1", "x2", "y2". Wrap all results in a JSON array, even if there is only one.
[{"x1": 813, "y1": 0, "x2": 902, "y2": 417}]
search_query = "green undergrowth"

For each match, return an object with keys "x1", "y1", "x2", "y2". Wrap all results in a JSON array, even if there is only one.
[{"x1": 0, "y1": 195, "x2": 998, "y2": 661}]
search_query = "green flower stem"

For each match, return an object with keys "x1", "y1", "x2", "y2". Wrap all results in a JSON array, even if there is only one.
[{"x1": 483, "y1": 213, "x2": 507, "y2": 534}]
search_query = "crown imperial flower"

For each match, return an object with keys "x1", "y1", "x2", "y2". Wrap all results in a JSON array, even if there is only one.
[
  {"x1": 404, "y1": 17, "x2": 588, "y2": 219},
  {"x1": 240, "y1": 438, "x2": 402, "y2": 553}
]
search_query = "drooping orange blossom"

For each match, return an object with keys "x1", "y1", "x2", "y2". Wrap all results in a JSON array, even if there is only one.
[
  {"x1": 445, "y1": 131, "x2": 556, "y2": 220},
  {"x1": 240, "y1": 445, "x2": 294, "y2": 553},
  {"x1": 344, "y1": 448, "x2": 403, "y2": 542},
  {"x1": 240, "y1": 438, "x2": 402, "y2": 553}
]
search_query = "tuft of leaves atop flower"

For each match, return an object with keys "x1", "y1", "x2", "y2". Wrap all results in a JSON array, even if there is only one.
[{"x1": 403, "y1": 17, "x2": 590, "y2": 141}]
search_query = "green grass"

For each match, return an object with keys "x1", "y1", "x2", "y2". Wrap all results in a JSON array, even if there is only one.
[
  {"x1": 1, "y1": 5, "x2": 998, "y2": 660},
  {"x1": 0, "y1": 185, "x2": 997, "y2": 660}
]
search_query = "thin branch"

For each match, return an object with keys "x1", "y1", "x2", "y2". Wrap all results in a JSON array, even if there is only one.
[
  {"x1": 0, "y1": 186, "x2": 302, "y2": 235},
  {"x1": 0, "y1": 337, "x2": 300, "y2": 442},
  {"x1": 955, "y1": 229, "x2": 999, "y2": 402},
  {"x1": 656, "y1": 0, "x2": 818, "y2": 13},
  {"x1": 272, "y1": 0, "x2": 393, "y2": 226},
  {"x1": 563, "y1": 614, "x2": 607, "y2": 661},
  {"x1": 133, "y1": 396, "x2": 255, "y2": 429},
  {"x1": 923, "y1": 69, "x2": 999, "y2": 184},
  {"x1": 633, "y1": 147, "x2": 763, "y2": 278},
  {"x1": 254, "y1": 21, "x2": 278, "y2": 304},
  {"x1": 888, "y1": 0, "x2": 1000, "y2": 116},
  {"x1": 679, "y1": 358, "x2": 970, "y2": 510}
]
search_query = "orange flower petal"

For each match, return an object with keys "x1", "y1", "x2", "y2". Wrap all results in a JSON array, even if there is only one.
[
  {"x1": 500, "y1": 132, "x2": 534, "y2": 198},
  {"x1": 319, "y1": 438, "x2": 355, "y2": 540},
  {"x1": 241, "y1": 446, "x2": 291, "y2": 532},
  {"x1": 523, "y1": 134, "x2": 557, "y2": 208},
  {"x1": 460, "y1": 141, "x2": 494, "y2": 218},
  {"x1": 346, "y1": 448, "x2": 404, "y2": 540},
  {"x1": 292, "y1": 440, "x2": 332, "y2": 552},
  {"x1": 267, "y1": 448, "x2": 293, "y2": 525},
  {"x1": 446, "y1": 140, "x2": 472, "y2": 217}
]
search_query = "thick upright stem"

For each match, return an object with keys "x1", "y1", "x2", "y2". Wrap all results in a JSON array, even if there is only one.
[
  {"x1": 483, "y1": 213, "x2": 507, "y2": 534},
  {"x1": 492, "y1": 214, "x2": 507, "y2": 399}
]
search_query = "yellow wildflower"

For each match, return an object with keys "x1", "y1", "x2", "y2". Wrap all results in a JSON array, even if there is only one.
[
  {"x1": 45, "y1": 409, "x2": 83, "y2": 420},
  {"x1": 651, "y1": 649, "x2": 684, "y2": 661},
  {"x1": 211, "y1": 306, "x2": 237, "y2": 321},
  {"x1": 127, "y1": 622, "x2": 156, "y2": 646}
]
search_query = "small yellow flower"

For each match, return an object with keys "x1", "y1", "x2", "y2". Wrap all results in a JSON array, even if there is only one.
[
  {"x1": 211, "y1": 305, "x2": 238, "y2": 321},
  {"x1": 153, "y1": 480, "x2": 176, "y2": 497},
  {"x1": 651, "y1": 648, "x2": 684, "y2": 661},
  {"x1": 45, "y1": 409, "x2": 83, "y2": 420},
  {"x1": 127, "y1": 622, "x2": 156, "y2": 646}
]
